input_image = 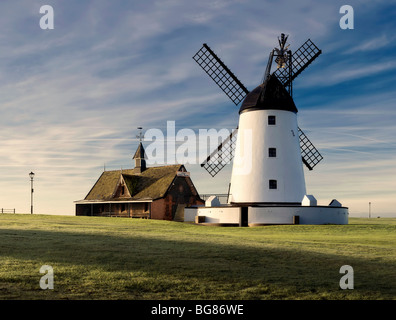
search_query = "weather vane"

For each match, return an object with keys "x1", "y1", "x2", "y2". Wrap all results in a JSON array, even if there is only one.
[
  {"x1": 274, "y1": 33, "x2": 290, "y2": 69},
  {"x1": 136, "y1": 127, "x2": 144, "y2": 142}
]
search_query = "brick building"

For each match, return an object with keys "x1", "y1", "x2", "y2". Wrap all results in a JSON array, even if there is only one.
[{"x1": 75, "y1": 142, "x2": 204, "y2": 220}]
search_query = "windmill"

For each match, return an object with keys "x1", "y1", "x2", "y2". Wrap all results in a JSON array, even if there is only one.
[{"x1": 193, "y1": 33, "x2": 323, "y2": 205}]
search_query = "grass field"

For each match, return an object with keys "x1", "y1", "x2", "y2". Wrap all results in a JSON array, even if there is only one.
[{"x1": 0, "y1": 214, "x2": 395, "y2": 300}]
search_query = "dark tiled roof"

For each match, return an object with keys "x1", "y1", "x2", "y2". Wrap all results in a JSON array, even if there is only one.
[
  {"x1": 84, "y1": 164, "x2": 183, "y2": 201},
  {"x1": 239, "y1": 75, "x2": 298, "y2": 114}
]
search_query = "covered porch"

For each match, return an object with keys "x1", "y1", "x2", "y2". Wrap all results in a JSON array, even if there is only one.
[{"x1": 75, "y1": 200, "x2": 152, "y2": 218}]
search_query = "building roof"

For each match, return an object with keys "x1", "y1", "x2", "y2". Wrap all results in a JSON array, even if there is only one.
[
  {"x1": 239, "y1": 75, "x2": 298, "y2": 114},
  {"x1": 133, "y1": 142, "x2": 146, "y2": 159},
  {"x1": 84, "y1": 164, "x2": 184, "y2": 201}
]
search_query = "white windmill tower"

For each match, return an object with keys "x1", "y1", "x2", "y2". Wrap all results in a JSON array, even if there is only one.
[
  {"x1": 229, "y1": 73, "x2": 306, "y2": 205},
  {"x1": 186, "y1": 34, "x2": 348, "y2": 225}
]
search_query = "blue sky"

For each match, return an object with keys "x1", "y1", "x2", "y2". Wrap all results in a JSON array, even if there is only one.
[{"x1": 0, "y1": 0, "x2": 395, "y2": 217}]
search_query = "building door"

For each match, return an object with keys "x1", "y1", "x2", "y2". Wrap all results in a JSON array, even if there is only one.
[{"x1": 240, "y1": 207, "x2": 248, "y2": 227}]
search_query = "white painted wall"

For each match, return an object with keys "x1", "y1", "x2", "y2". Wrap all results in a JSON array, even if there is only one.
[
  {"x1": 197, "y1": 207, "x2": 240, "y2": 223},
  {"x1": 184, "y1": 207, "x2": 198, "y2": 222},
  {"x1": 184, "y1": 205, "x2": 348, "y2": 225},
  {"x1": 248, "y1": 206, "x2": 348, "y2": 225},
  {"x1": 229, "y1": 109, "x2": 306, "y2": 204}
]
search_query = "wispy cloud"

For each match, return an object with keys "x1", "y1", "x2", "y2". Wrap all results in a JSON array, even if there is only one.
[
  {"x1": 344, "y1": 34, "x2": 393, "y2": 53},
  {"x1": 297, "y1": 59, "x2": 396, "y2": 88}
]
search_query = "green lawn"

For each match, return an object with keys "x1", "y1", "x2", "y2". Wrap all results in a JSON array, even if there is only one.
[{"x1": 0, "y1": 214, "x2": 395, "y2": 300}]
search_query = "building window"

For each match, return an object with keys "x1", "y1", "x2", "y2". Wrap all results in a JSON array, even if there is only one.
[
  {"x1": 268, "y1": 115, "x2": 276, "y2": 125},
  {"x1": 269, "y1": 180, "x2": 277, "y2": 189},
  {"x1": 269, "y1": 148, "x2": 277, "y2": 157},
  {"x1": 121, "y1": 186, "x2": 125, "y2": 195},
  {"x1": 144, "y1": 203, "x2": 149, "y2": 212}
]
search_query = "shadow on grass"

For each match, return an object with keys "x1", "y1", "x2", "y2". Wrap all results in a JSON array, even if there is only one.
[{"x1": 0, "y1": 227, "x2": 394, "y2": 299}]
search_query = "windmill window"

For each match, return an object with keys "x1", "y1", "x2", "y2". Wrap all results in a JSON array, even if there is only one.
[
  {"x1": 269, "y1": 148, "x2": 277, "y2": 157},
  {"x1": 269, "y1": 180, "x2": 277, "y2": 189},
  {"x1": 121, "y1": 186, "x2": 125, "y2": 195},
  {"x1": 268, "y1": 116, "x2": 276, "y2": 125}
]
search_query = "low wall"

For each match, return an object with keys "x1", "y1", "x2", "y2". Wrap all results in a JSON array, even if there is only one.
[
  {"x1": 184, "y1": 206, "x2": 240, "y2": 223},
  {"x1": 184, "y1": 205, "x2": 348, "y2": 225},
  {"x1": 248, "y1": 206, "x2": 348, "y2": 225}
]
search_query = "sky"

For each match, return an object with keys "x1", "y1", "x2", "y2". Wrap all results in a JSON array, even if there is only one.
[{"x1": 0, "y1": 0, "x2": 395, "y2": 217}]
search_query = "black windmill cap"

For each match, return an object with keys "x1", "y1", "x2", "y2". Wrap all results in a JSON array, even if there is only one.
[{"x1": 239, "y1": 75, "x2": 298, "y2": 114}]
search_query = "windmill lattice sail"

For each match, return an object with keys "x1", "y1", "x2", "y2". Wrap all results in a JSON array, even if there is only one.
[
  {"x1": 200, "y1": 128, "x2": 238, "y2": 177},
  {"x1": 272, "y1": 39, "x2": 322, "y2": 91},
  {"x1": 298, "y1": 127, "x2": 323, "y2": 170},
  {"x1": 193, "y1": 44, "x2": 249, "y2": 106}
]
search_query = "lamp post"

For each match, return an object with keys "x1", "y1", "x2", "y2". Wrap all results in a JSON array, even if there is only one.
[
  {"x1": 29, "y1": 172, "x2": 35, "y2": 214},
  {"x1": 369, "y1": 202, "x2": 371, "y2": 219}
]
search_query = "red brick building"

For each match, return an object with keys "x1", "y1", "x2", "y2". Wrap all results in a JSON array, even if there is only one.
[{"x1": 75, "y1": 142, "x2": 204, "y2": 220}]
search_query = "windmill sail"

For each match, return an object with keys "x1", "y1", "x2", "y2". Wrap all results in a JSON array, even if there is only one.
[
  {"x1": 193, "y1": 44, "x2": 249, "y2": 106},
  {"x1": 298, "y1": 127, "x2": 323, "y2": 170},
  {"x1": 200, "y1": 128, "x2": 238, "y2": 177},
  {"x1": 272, "y1": 39, "x2": 322, "y2": 95}
]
